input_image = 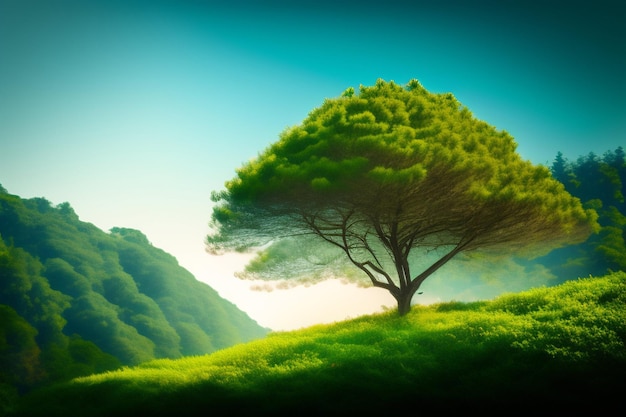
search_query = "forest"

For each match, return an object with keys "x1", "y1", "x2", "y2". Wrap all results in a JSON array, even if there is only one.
[
  {"x1": 0, "y1": 189, "x2": 268, "y2": 408},
  {"x1": 1, "y1": 146, "x2": 624, "y2": 415},
  {"x1": 539, "y1": 147, "x2": 626, "y2": 278}
]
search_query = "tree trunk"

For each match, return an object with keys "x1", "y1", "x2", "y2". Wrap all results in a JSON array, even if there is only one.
[
  {"x1": 393, "y1": 243, "x2": 468, "y2": 316},
  {"x1": 396, "y1": 290, "x2": 414, "y2": 316}
]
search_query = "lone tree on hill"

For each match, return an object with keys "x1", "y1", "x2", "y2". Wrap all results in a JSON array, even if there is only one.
[{"x1": 207, "y1": 79, "x2": 598, "y2": 316}]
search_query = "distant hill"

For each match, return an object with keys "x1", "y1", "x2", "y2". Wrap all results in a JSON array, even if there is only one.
[{"x1": 0, "y1": 184, "x2": 268, "y2": 397}]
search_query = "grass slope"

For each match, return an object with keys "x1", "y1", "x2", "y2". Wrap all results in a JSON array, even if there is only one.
[{"x1": 14, "y1": 272, "x2": 626, "y2": 416}]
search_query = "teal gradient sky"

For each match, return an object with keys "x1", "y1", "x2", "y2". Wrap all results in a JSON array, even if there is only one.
[{"x1": 1, "y1": 0, "x2": 624, "y2": 330}]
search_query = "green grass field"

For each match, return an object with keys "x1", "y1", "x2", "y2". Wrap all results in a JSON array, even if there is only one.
[{"x1": 13, "y1": 272, "x2": 626, "y2": 416}]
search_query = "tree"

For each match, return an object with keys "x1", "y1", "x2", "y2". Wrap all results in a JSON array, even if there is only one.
[
  {"x1": 546, "y1": 147, "x2": 626, "y2": 276},
  {"x1": 207, "y1": 79, "x2": 598, "y2": 316}
]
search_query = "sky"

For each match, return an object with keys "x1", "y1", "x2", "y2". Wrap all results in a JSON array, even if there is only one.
[{"x1": 1, "y1": 0, "x2": 624, "y2": 331}]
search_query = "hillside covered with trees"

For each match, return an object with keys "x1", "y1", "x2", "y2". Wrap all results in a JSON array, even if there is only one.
[
  {"x1": 0, "y1": 185, "x2": 268, "y2": 404},
  {"x1": 542, "y1": 147, "x2": 626, "y2": 279}
]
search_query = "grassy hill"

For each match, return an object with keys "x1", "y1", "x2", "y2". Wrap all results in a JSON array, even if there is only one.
[{"x1": 12, "y1": 271, "x2": 626, "y2": 416}]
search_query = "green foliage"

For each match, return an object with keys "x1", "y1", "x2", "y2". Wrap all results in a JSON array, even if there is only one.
[
  {"x1": 101, "y1": 272, "x2": 181, "y2": 358},
  {"x1": 43, "y1": 258, "x2": 91, "y2": 298},
  {"x1": 40, "y1": 335, "x2": 121, "y2": 385},
  {"x1": 63, "y1": 292, "x2": 157, "y2": 364},
  {"x1": 0, "y1": 237, "x2": 70, "y2": 347},
  {"x1": 114, "y1": 235, "x2": 267, "y2": 354},
  {"x1": 546, "y1": 147, "x2": 626, "y2": 277},
  {"x1": 209, "y1": 79, "x2": 597, "y2": 315},
  {"x1": 15, "y1": 272, "x2": 626, "y2": 416},
  {"x1": 0, "y1": 305, "x2": 43, "y2": 389},
  {"x1": 0, "y1": 186, "x2": 268, "y2": 404}
]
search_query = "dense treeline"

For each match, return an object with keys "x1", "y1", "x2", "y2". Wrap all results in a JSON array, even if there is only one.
[
  {"x1": 0, "y1": 186, "x2": 267, "y2": 406},
  {"x1": 541, "y1": 146, "x2": 626, "y2": 279}
]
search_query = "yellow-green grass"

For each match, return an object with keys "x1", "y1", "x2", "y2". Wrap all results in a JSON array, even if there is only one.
[{"x1": 15, "y1": 272, "x2": 626, "y2": 416}]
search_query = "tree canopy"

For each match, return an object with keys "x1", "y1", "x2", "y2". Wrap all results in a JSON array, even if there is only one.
[{"x1": 207, "y1": 79, "x2": 598, "y2": 315}]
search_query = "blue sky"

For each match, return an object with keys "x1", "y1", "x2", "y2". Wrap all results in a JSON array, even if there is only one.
[{"x1": 1, "y1": 0, "x2": 624, "y2": 330}]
